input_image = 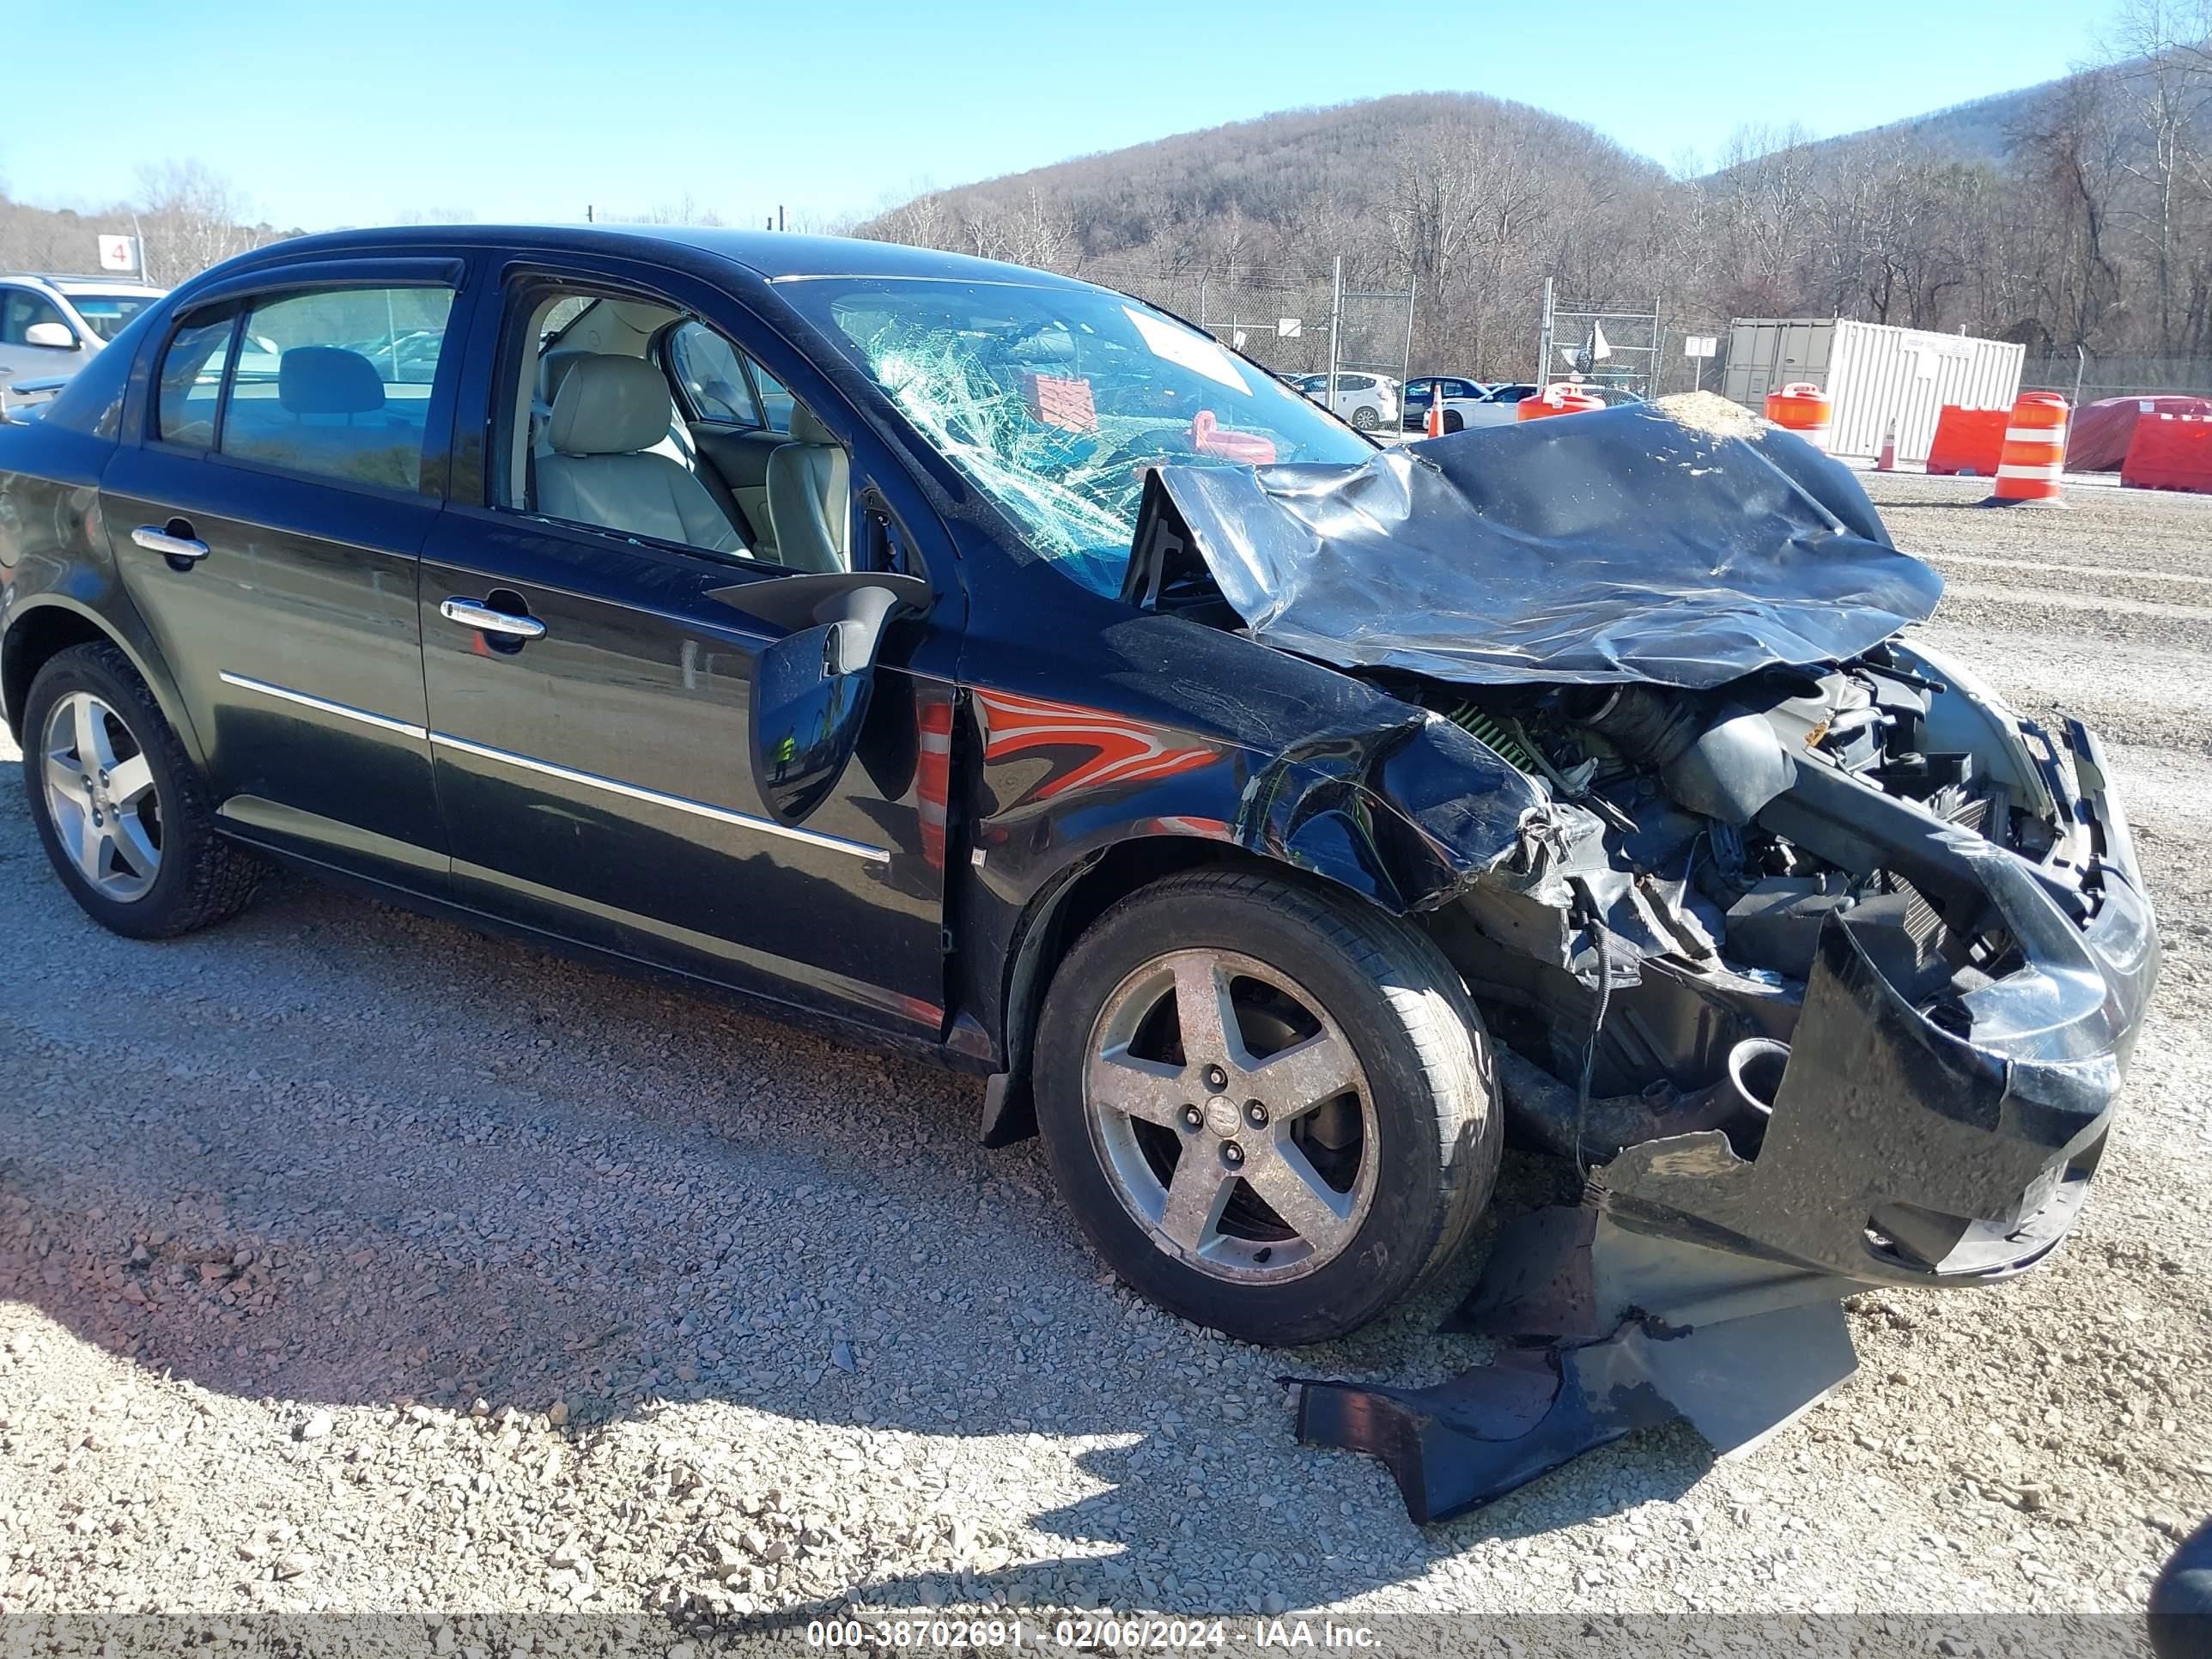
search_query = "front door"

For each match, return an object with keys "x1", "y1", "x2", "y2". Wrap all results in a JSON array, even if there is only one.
[
  {"x1": 99, "y1": 262, "x2": 469, "y2": 886},
  {"x1": 0, "y1": 284, "x2": 85, "y2": 392},
  {"x1": 416, "y1": 258, "x2": 955, "y2": 1037}
]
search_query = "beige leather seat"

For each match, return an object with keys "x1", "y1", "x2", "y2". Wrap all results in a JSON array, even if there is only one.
[
  {"x1": 765, "y1": 404, "x2": 850, "y2": 573},
  {"x1": 538, "y1": 355, "x2": 743, "y2": 555}
]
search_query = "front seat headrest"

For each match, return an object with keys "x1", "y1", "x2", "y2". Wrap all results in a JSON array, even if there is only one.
[
  {"x1": 538, "y1": 347, "x2": 594, "y2": 410},
  {"x1": 548, "y1": 355, "x2": 673, "y2": 456},
  {"x1": 784, "y1": 401, "x2": 836, "y2": 447},
  {"x1": 279, "y1": 347, "x2": 385, "y2": 416}
]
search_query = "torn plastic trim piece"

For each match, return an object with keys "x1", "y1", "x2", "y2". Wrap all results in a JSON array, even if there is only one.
[
  {"x1": 1291, "y1": 1209, "x2": 1862, "y2": 1524},
  {"x1": 1293, "y1": 1327, "x2": 1675, "y2": 1527}
]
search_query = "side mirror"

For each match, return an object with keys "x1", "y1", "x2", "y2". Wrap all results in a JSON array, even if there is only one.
[
  {"x1": 712, "y1": 570, "x2": 931, "y2": 827},
  {"x1": 23, "y1": 322, "x2": 79, "y2": 351}
]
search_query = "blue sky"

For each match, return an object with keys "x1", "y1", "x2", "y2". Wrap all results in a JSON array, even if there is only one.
[{"x1": 7, "y1": 0, "x2": 2111, "y2": 232}]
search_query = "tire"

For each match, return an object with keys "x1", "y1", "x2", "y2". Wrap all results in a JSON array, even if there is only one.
[
  {"x1": 1350, "y1": 405, "x2": 1379, "y2": 432},
  {"x1": 1032, "y1": 870, "x2": 1500, "y2": 1346},
  {"x1": 21, "y1": 641, "x2": 264, "y2": 939},
  {"x1": 1443, "y1": 412, "x2": 1463, "y2": 434}
]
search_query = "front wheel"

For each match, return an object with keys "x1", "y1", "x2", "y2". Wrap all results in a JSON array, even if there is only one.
[{"x1": 1032, "y1": 871, "x2": 1500, "y2": 1346}]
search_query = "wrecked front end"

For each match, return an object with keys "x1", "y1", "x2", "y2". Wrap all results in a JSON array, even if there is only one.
[{"x1": 1143, "y1": 404, "x2": 2160, "y2": 1522}]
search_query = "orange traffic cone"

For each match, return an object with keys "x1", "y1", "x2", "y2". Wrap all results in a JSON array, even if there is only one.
[
  {"x1": 1875, "y1": 416, "x2": 1898, "y2": 472},
  {"x1": 1981, "y1": 392, "x2": 2069, "y2": 507},
  {"x1": 1425, "y1": 399, "x2": 1444, "y2": 438},
  {"x1": 1518, "y1": 386, "x2": 1605, "y2": 421}
]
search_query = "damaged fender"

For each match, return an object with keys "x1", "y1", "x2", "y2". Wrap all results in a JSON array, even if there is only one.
[{"x1": 953, "y1": 610, "x2": 1558, "y2": 1135}]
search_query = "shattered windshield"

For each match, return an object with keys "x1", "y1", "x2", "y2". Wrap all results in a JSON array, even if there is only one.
[{"x1": 780, "y1": 276, "x2": 1374, "y2": 595}]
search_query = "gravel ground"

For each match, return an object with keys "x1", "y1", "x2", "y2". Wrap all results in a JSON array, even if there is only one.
[{"x1": 0, "y1": 471, "x2": 2207, "y2": 1642}]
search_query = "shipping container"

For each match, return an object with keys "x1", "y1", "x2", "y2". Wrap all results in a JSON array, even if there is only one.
[{"x1": 1722, "y1": 318, "x2": 2024, "y2": 463}]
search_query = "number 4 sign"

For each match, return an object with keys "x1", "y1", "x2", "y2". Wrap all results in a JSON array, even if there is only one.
[{"x1": 97, "y1": 235, "x2": 137, "y2": 273}]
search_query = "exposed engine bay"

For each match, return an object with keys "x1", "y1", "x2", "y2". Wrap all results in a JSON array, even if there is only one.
[{"x1": 1399, "y1": 636, "x2": 2083, "y2": 1172}]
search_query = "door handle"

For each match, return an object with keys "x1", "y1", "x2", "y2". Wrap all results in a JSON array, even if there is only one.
[
  {"x1": 440, "y1": 597, "x2": 546, "y2": 641},
  {"x1": 131, "y1": 526, "x2": 210, "y2": 562}
]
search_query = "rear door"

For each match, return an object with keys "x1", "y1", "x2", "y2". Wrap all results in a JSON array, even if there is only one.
[
  {"x1": 99, "y1": 256, "x2": 471, "y2": 887},
  {"x1": 417, "y1": 252, "x2": 959, "y2": 1037}
]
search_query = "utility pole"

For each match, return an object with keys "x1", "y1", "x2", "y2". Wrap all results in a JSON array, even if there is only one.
[
  {"x1": 1536, "y1": 277, "x2": 1554, "y2": 391},
  {"x1": 1325, "y1": 256, "x2": 1343, "y2": 413},
  {"x1": 1399, "y1": 272, "x2": 1417, "y2": 394}
]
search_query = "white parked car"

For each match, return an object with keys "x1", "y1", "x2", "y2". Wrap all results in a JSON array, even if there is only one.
[
  {"x1": 1401, "y1": 375, "x2": 1492, "y2": 433},
  {"x1": 0, "y1": 274, "x2": 167, "y2": 404},
  {"x1": 1290, "y1": 371, "x2": 1399, "y2": 432},
  {"x1": 1455, "y1": 381, "x2": 1542, "y2": 428}
]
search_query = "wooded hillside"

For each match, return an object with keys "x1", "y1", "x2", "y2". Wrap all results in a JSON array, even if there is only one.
[{"x1": 861, "y1": 2, "x2": 2212, "y2": 391}]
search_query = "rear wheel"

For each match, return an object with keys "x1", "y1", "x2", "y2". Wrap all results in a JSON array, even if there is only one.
[
  {"x1": 1033, "y1": 871, "x2": 1500, "y2": 1346},
  {"x1": 1350, "y1": 405, "x2": 1380, "y2": 432},
  {"x1": 21, "y1": 642, "x2": 264, "y2": 939}
]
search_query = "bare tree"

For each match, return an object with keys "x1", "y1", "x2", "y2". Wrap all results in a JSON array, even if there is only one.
[{"x1": 136, "y1": 161, "x2": 261, "y2": 286}]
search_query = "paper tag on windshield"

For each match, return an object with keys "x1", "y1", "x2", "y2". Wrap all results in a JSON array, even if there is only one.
[{"x1": 1123, "y1": 307, "x2": 1249, "y2": 394}]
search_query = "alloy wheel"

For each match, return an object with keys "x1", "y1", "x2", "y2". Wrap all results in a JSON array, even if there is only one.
[
  {"x1": 42, "y1": 690, "x2": 161, "y2": 902},
  {"x1": 1083, "y1": 948, "x2": 1378, "y2": 1283}
]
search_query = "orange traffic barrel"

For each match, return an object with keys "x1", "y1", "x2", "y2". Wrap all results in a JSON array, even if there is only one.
[
  {"x1": 1981, "y1": 392, "x2": 2069, "y2": 507},
  {"x1": 1518, "y1": 385, "x2": 1604, "y2": 422},
  {"x1": 1764, "y1": 381, "x2": 1832, "y2": 450}
]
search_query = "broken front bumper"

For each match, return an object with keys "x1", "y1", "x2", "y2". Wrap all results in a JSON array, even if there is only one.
[
  {"x1": 1608, "y1": 714, "x2": 2155, "y2": 1287},
  {"x1": 1295, "y1": 718, "x2": 2160, "y2": 1522}
]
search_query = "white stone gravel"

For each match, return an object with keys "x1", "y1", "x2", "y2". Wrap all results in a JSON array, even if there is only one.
[{"x1": 0, "y1": 471, "x2": 2206, "y2": 1640}]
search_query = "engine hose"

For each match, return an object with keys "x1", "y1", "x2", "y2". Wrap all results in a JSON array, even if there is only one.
[{"x1": 1575, "y1": 912, "x2": 1615, "y2": 1178}]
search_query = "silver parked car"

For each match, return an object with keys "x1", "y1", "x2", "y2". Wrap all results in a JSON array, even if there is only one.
[{"x1": 0, "y1": 274, "x2": 167, "y2": 405}]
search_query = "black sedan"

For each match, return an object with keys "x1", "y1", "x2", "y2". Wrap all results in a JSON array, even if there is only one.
[{"x1": 0, "y1": 227, "x2": 2156, "y2": 1516}]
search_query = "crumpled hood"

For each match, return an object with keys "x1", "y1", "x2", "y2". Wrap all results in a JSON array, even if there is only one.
[{"x1": 1148, "y1": 402, "x2": 1944, "y2": 690}]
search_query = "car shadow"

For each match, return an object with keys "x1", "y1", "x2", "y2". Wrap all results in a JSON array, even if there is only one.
[{"x1": 0, "y1": 798, "x2": 1712, "y2": 1617}]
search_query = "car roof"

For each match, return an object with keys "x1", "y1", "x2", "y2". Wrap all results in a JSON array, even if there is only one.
[
  {"x1": 206, "y1": 224, "x2": 1095, "y2": 292},
  {"x1": 0, "y1": 271, "x2": 165, "y2": 295},
  {"x1": 52, "y1": 278, "x2": 167, "y2": 297}
]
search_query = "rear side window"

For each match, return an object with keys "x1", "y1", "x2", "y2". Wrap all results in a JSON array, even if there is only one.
[
  {"x1": 217, "y1": 286, "x2": 456, "y2": 490},
  {"x1": 156, "y1": 313, "x2": 237, "y2": 447}
]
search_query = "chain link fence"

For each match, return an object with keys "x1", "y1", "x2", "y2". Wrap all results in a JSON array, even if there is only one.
[
  {"x1": 1077, "y1": 256, "x2": 1413, "y2": 392},
  {"x1": 2021, "y1": 350, "x2": 2212, "y2": 404}
]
